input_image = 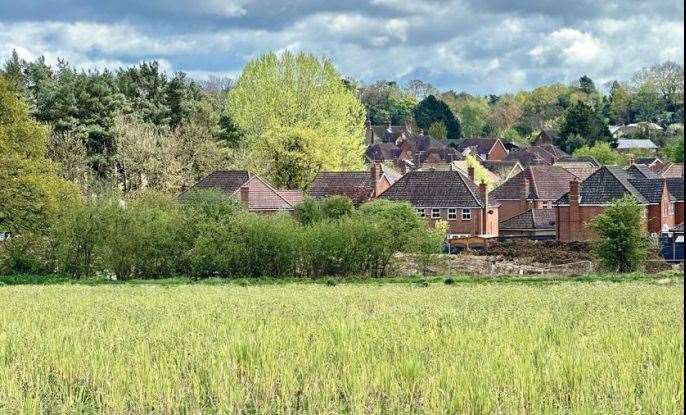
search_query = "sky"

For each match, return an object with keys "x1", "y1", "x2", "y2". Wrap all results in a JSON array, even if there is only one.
[{"x1": 0, "y1": 0, "x2": 683, "y2": 94}]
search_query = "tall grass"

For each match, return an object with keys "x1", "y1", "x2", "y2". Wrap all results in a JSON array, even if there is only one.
[{"x1": 0, "y1": 281, "x2": 682, "y2": 413}]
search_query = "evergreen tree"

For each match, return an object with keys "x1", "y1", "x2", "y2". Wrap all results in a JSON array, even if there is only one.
[
  {"x1": 413, "y1": 95, "x2": 461, "y2": 140},
  {"x1": 558, "y1": 101, "x2": 613, "y2": 153}
]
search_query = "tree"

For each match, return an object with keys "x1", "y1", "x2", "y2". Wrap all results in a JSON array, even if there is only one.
[
  {"x1": 413, "y1": 95, "x2": 461, "y2": 140},
  {"x1": 589, "y1": 195, "x2": 649, "y2": 272},
  {"x1": 256, "y1": 125, "x2": 322, "y2": 189},
  {"x1": 454, "y1": 98, "x2": 489, "y2": 137},
  {"x1": 558, "y1": 101, "x2": 613, "y2": 153},
  {"x1": 573, "y1": 142, "x2": 627, "y2": 165},
  {"x1": 47, "y1": 130, "x2": 92, "y2": 187},
  {"x1": 228, "y1": 52, "x2": 366, "y2": 186},
  {"x1": 360, "y1": 81, "x2": 416, "y2": 125},
  {"x1": 464, "y1": 154, "x2": 494, "y2": 188},
  {"x1": 485, "y1": 95, "x2": 522, "y2": 137},
  {"x1": 578, "y1": 75, "x2": 597, "y2": 95},
  {"x1": 403, "y1": 79, "x2": 438, "y2": 100},
  {"x1": 428, "y1": 121, "x2": 447, "y2": 140},
  {"x1": 664, "y1": 134, "x2": 684, "y2": 163},
  {"x1": 0, "y1": 76, "x2": 78, "y2": 234},
  {"x1": 514, "y1": 84, "x2": 571, "y2": 136},
  {"x1": 608, "y1": 81, "x2": 632, "y2": 125},
  {"x1": 631, "y1": 82, "x2": 664, "y2": 123}
]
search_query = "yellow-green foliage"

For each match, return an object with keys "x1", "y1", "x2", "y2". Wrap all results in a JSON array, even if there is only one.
[
  {"x1": 465, "y1": 153, "x2": 493, "y2": 188},
  {"x1": 0, "y1": 282, "x2": 682, "y2": 413}
]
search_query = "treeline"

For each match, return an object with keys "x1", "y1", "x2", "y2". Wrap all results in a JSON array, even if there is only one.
[
  {"x1": 0, "y1": 191, "x2": 443, "y2": 279},
  {"x1": 359, "y1": 64, "x2": 684, "y2": 146}
]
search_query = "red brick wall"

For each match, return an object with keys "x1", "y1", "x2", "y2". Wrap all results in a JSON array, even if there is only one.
[
  {"x1": 419, "y1": 207, "x2": 499, "y2": 236},
  {"x1": 487, "y1": 141, "x2": 508, "y2": 161},
  {"x1": 675, "y1": 201, "x2": 684, "y2": 226},
  {"x1": 557, "y1": 205, "x2": 650, "y2": 241}
]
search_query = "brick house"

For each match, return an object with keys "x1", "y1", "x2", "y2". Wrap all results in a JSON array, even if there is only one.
[
  {"x1": 491, "y1": 165, "x2": 579, "y2": 221},
  {"x1": 666, "y1": 178, "x2": 684, "y2": 225},
  {"x1": 457, "y1": 138, "x2": 508, "y2": 161},
  {"x1": 308, "y1": 164, "x2": 394, "y2": 205},
  {"x1": 505, "y1": 144, "x2": 568, "y2": 166},
  {"x1": 555, "y1": 166, "x2": 677, "y2": 241},
  {"x1": 180, "y1": 170, "x2": 303, "y2": 213},
  {"x1": 365, "y1": 133, "x2": 462, "y2": 170},
  {"x1": 365, "y1": 119, "x2": 412, "y2": 145},
  {"x1": 377, "y1": 170, "x2": 499, "y2": 238}
]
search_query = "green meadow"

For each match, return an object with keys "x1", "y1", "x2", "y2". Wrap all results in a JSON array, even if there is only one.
[{"x1": 0, "y1": 278, "x2": 683, "y2": 414}]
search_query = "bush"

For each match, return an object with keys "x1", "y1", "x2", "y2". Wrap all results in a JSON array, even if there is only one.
[
  {"x1": 294, "y1": 195, "x2": 355, "y2": 225},
  {"x1": 0, "y1": 234, "x2": 52, "y2": 275},
  {"x1": 589, "y1": 195, "x2": 649, "y2": 273}
]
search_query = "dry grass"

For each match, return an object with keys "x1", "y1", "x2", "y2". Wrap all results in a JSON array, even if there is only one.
[{"x1": 0, "y1": 281, "x2": 683, "y2": 413}]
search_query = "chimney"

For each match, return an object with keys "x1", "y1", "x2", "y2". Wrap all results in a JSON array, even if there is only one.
[
  {"x1": 569, "y1": 179, "x2": 580, "y2": 241},
  {"x1": 628, "y1": 156, "x2": 635, "y2": 166},
  {"x1": 467, "y1": 166, "x2": 475, "y2": 182},
  {"x1": 371, "y1": 163, "x2": 383, "y2": 197},
  {"x1": 239, "y1": 185, "x2": 250, "y2": 208},
  {"x1": 521, "y1": 177, "x2": 530, "y2": 211},
  {"x1": 479, "y1": 181, "x2": 489, "y2": 235}
]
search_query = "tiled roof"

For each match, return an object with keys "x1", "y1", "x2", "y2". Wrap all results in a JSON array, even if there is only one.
[
  {"x1": 366, "y1": 125, "x2": 411, "y2": 143},
  {"x1": 658, "y1": 163, "x2": 683, "y2": 178},
  {"x1": 556, "y1": 155, "x2": 601, "y2": 166},
  {"x1": 491, "y1": 165, "x2": 578, "y2": 201},
  {"x1": 616, "y1": 139, "x2": 658, "y2": 149},
  {"x1": 628, "y1": 178, "x2": 665, "y2": 204},
  {"x1": 365, "y1": 142, "x2": 401, "y2": 162},
  {"x1": 538, "y1": 144, "x2": 568, "y2": 159},
  {"x1": 556, "y1": 166, "x2": 649, "y2": 205},
  {"x1": 556, "y1": 165, "x2": 599, "y2": 181},
  {"x1": 309, "y1": 172, "x2": 376, "y2": 205},
  {"x1": 451, "y1": 160, "x2": 500, "y2": 183},
  {"x1": 378, "y1": 170, "x2": 498, "y2": 208},
  {"x1": 666, "y1": 178, "x2": 684, "y2": 201},
  {"x1": 183, "y1": 170, "x2": 250, "y2": 195},
  {"x1": 500, "y1": 209, "x2": 556, "y2": 230},
  {"x1": 279, "y1": 190, "x2": 305, "y2": 206},
  {"x1": 481, "y1": 160, "x2": 522, "y2": 180},
  {"x1": 636, "y1": 157, "x2": 663, "y2": 166},
  {"x1": 505, "y1": 148, "x2": 553, "y2": 166},
  {"x1": 457, "y1": 138, "x2": 500, "y2": 155},
  {"x1": 627, "y1": 164, "x2": 659, "y2": 179}
]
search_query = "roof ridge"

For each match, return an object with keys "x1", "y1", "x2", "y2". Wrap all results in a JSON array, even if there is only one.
[
  {"x1": 456, "y1": 170, "x2": 484, "y2": 208},
  {"x1": 239, "y1": 174, "x2": 296, "y2": 208}
]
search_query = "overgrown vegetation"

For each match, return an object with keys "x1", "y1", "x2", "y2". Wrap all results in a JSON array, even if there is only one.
[
  {"x1": 0, "y1": 281, "x2": 681, "y2": 413},
  {"x1": 0, "y1": 191, "x2": 441, "y2": 279},
  {"x1": 589, "y1": 195, "x2": 650, "y2": 272}
]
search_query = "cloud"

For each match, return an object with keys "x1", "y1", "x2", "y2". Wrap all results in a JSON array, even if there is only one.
[{"x1": 0, "y1": 0, "x2": 682, "y2": 93}]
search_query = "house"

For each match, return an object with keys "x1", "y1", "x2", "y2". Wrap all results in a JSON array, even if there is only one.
[
  {"x1": 505, "y1": 144, "x2": 568, "y2": 166},
  {"x1": 554, "y1": 157, "x2": 600, "y2": 181},
  {"x1": 533, "y1": 129, "x2": 559, "y2": 146},
  {"x1": 611, "y1": 122, "x2": 664, "y2": 139},
  {"x1": 499, "y1": 209, "x2": 556, "y2": 239},
  {"x1": 656, "y1": 163, "x2": 683, "y2": 178},
  {"x1": 481, "y1": 160, "x2": 525, "y2": 184},
  {"x1": 308, "y1": 164, "x2": 393, "y2": 205},
  {"x1": 616, "y1": 139, "x2": 658, "y2": 153},
  {"x1": 635, "y1": 157, "x2": 665, "y2": 172},
  {"x1": 365, "y1": 119, "x2": 411, "y2": 144},
  {"x1": 666, "y1": 178, "x2": 684, "y2": 225},
  {"x1": 490, "y1": 165, "x2": 579, "y2": 221},
  {"x1": 555, "y1": 166, "x2": 676, "y2": 241},
  {"x1": 626, "y1": 163, "x2": 659, "y2": 179},
  {"x1": 660, "y1": 222, "x2": 684, "y2": 261},
  {"x1": 180, "y1": 170, "x2": 303, "y2": 213},
  {"x1": 451, "y1": 160, "x2": 501, "y2": 184},
  {"x1": 365, "y1": 133, "x2": 462, "y2": 170},
  {"x1": 377, "y1": 169, "x2": 500, "y2": 238},
  {"x1": 457, "y1": 138, "x2": 509, "y2": 161}
]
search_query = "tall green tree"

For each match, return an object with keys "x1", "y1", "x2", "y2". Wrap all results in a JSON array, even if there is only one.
[
  {"x1": 558, "y1": 101, "x2": 613, "y2": 153},
  {"x1": 608, "y1": 81, "x2": 632, "y2": 125},
  {"x1": 589, "y1": 195, "x2": 649, "y2": 272},
  {"x1": 0, "y1": 76, "x2": 78, "y2": 233},
  {"x1": 228, "y1": 52, "x2": 366, "y2": 187},
  {"x1": 413, "y1": 95, "x2": 461, "y2": 140}
]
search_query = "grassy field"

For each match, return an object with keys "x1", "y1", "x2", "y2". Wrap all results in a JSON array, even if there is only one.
[{"x1": 0, "y1": 278, "x2": 683, "y2": 414}]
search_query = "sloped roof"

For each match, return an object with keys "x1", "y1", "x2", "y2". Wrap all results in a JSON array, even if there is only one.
[
  {"x1": 505, "y1": 148, "x2": 552, "y2": 166},
  {"x1": 309, "y1": 172, "x2": 377, "y2": 205},
  {"x1": 457, "y1": 138, "x2": 500, "y2": 155},
  {"x1": 451, "y1": 160, "x2": 500, "y2": 183},
  {"x1": 365, "y1": 142, "x2": 401, "y2": 162},
  {"x1": 658, "y1": 163, "x2": 683, "y2": 178},
  {"x1": 616, "y1": 139, "x2": 658, "y2": 150},
  {"x1": 556, "y1": 165, "x2": 599, "y2": 181},
  {"x1": 366, "y1": 124, "x2": 411, "y2": 143},
  {"x1": 481, "y1": 160, "x2": 523, "y2": 181},
  {"x1": 500, "y1": 209, "x2": 556, "y2": 230},
  {"x1": 666, "y1": 178, "x2": 684, "y2": 201},
  {"x1": 491, "y1": 165, "x2": 578, "y2": 201},
  {"x1": 627, "y1": 164, "x2": 659, "y2": 179},
  {"x1": 378, "y1": 170, "x2": 498, "y2": 208},
  {"x1": 556, "y1": 155, "x2": 600, "y2": 166},
  {"x1": 182, "y1": 170, "x2": 250, "y2": 195},
  {"x1": 628, "y1": 178, "x2": 666, "y2": 204},
  {"x1": 538, "y1": 143, "x2": 568, "y2": 158},
  {"x1": 556, "y1": 166, "x2": 649, "y2": 205},
  {"x1": 636, "y1": 157, "x2": 663, "y2": 166}
]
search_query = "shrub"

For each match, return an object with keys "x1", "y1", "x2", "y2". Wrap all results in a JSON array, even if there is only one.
[
  {"x1": 293, "y1": 198, "x2": 323, "y2": 225},
  {"x1": 0, "y1": 234, "x2": 52, "y2": 275},
  {"x1": 319, "y1": 196, "x2": 355, "y2": 221},
  {"x1": 589, "y1": 195, "x2": 649, "y2": 273}
]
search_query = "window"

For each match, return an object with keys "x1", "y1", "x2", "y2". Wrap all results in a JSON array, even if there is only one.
[
  {"x1": 416, "y1": 208, "x2": 425, "y2": 218},
  {"x1": 431, "y1": 208, "x2": 441, "y2": 219},
  {"x1": 669, "y1": 203, "x2": 675, "y2": 215},
  {"x1": 448, "y1": 208, "x2": 457, "y2": 220},
  {"x1": 542, "y1": 201, "x2": 551, "y2": 209},
  {"x1": 461, "y1": 209, "x2": 471, "y2": 220}
]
